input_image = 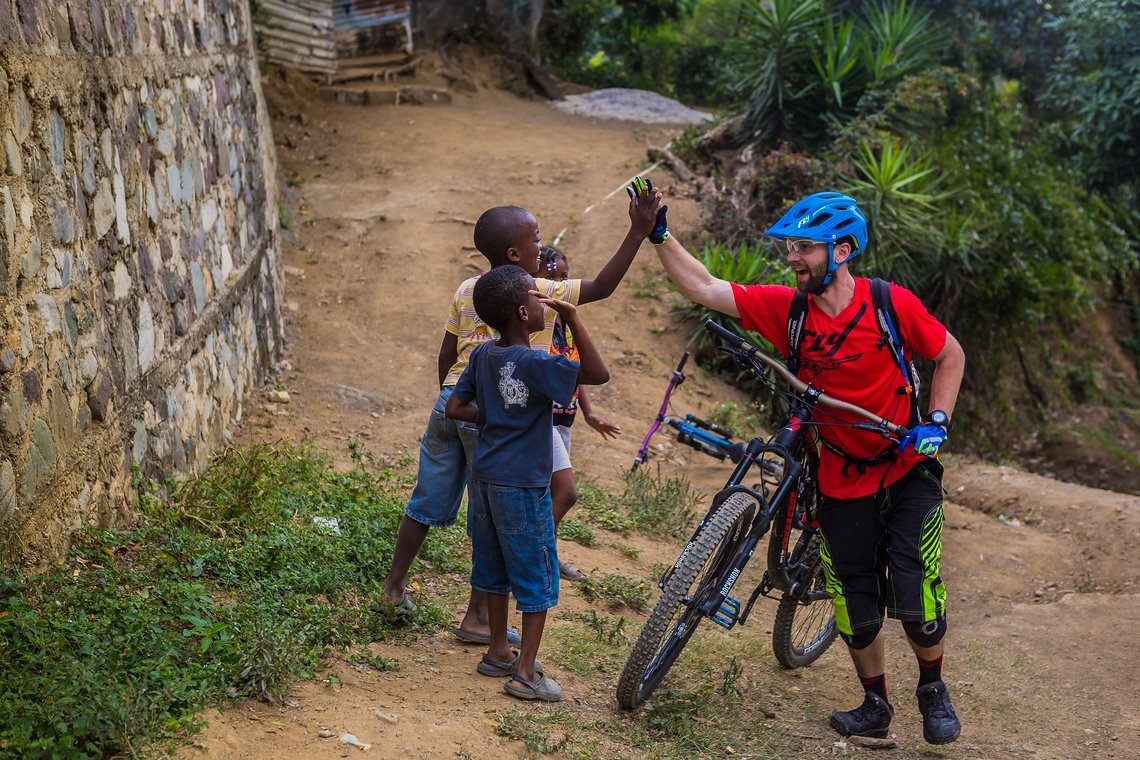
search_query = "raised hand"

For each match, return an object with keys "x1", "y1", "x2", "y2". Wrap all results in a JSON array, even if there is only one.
[{"x1": 626, "y1": 175, "x2": 663, "y2": 238}]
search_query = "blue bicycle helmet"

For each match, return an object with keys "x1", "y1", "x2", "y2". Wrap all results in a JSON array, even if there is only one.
[{"x1": 765, "y1": 191, "x2": 868, "y2": 293}]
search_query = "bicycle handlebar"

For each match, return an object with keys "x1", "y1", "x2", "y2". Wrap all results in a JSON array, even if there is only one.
[
  {"x1": 704, "y1": 320, "x2": 910, "y2": 438},
  {"x1": 674, "y1": 352, "x2": 689, "y2": 374}
]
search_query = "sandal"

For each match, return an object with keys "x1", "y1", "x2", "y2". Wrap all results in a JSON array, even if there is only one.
[
  {"x1": 476, "y1": 652, "x2": 543, "y2": 677},
  {"x1": 452, "y1": 626, "x2": 522, "y2": 646},
  {"x1": 559, "y1": 560, "x2": 588, "y2": 581},
  {"x1": 504, "y1": 671, "x2": 562, "y2": 702}
]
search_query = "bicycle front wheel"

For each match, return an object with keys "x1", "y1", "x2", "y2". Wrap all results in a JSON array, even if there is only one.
[
  {"x1": 771, "y1": 533, "x2": 837, "y2": 669},
  {"x1": 616, "y1": 493, "x2": 754, "y2": 710}
]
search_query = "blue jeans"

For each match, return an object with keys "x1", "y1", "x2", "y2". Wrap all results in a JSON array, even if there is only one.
[
  {"x1": 468, "y1": 479, "x2": 559, "y2": 613},
  {"x1": 404, "y1": 387, "x2": 479, "y2": 527}
]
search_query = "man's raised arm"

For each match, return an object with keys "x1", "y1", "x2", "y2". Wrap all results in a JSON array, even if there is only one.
[{"x1": 653, "y1": 236, "x2": 740, "y2": 317}]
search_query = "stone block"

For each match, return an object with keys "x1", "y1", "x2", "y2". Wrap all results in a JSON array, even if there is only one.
[
  {"x1": 51, "y1": 198, "x2": 78, "y2": 243},
  {"x1": 34, "y1": 292, "x2": 61, "y2": 334},
  {"x1": 11, "y1": 83, "x2": 30, "y2": 143},
  {"x1": 46, "y1": 109, "x2": 66, "y2": 176},
  {"x1": 93, "y1": 177, "x2": 114, "y2": 238},
  {"x1": 3, "y1": 132, "x2": 21, "y2": 176},
  {"x1": 87, "y1": 371, "x2": 112, "y2": 421},
  {"x1": 20, "y1": 236, "x2": 42, "y2": 280},
  {"x1": 77, "y1": 350, "x2": 98, "y2": 387},
  {"x1": 0, "y1": 459, "x2": 14, "y2": 518},
  {"x1": 22, "y1": 419, "x2": 58, "y2": 500},
  {"x1": 0, "y1": 347, "x2": 15, "y2": 373},
  {"x1": 22, "y1": 368, "x2": 41, "y2": 404},
  {"x1": 138, "y1": 297, "x2": 155, "y2": 372},
  {"x1": 160, "y1": 267, "x2": 185, "y2": 303}
]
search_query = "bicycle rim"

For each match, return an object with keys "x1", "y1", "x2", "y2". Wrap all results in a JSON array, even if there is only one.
[
  {"x1": 772, "y1": 535, "x2": 837, "y2": 669},
  {"x1": 616, "y1": 493, "x2": 754, "y2": 709}
]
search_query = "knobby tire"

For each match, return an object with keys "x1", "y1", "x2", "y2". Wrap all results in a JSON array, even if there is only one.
[
  {"x1": 616, "y1": 493, "x2": 754, "y2": 710},
  {"x1": 771, "y1": 533, "x2": 837, "y2": 669}
]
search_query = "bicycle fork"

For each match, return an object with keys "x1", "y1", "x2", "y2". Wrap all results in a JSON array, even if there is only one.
[{"x1": 701, "y1": 458, "x2": 803, "y2": 630}]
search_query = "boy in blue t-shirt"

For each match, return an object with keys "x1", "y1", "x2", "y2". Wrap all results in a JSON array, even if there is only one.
[{"x1": 446, "y1": 265, "x2": 610, "y2": 703}]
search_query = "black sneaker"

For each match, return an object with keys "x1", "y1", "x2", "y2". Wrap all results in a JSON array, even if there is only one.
[
  {"x1": 916, "y1": 680, "x2": 961, "y2": 744},
  {"x1": 829, "y1": 691, "x2": 894, "y2": 738}
]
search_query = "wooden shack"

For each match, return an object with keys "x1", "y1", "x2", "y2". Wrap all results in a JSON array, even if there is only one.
[{"x1": 256, "y1": 1, "x2": 415, "y2": 81}]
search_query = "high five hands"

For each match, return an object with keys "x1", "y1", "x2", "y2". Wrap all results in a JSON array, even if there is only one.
[{"x1": 626, "y1": 176, "x2": 669, "y2": 244}]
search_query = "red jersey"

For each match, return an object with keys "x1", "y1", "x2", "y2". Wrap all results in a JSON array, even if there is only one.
[{"x1": 731, "y1": 279, "x2": 947, "y2": 499}]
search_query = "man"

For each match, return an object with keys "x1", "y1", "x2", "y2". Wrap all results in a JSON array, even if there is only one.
[{"x1": 647, "y1": 190, "x2": 966, "y2": 744}]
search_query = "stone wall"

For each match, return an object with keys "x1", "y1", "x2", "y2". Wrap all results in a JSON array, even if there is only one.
[{"x1": 0, "y1": 0, "x2": 284, "y2": 558}]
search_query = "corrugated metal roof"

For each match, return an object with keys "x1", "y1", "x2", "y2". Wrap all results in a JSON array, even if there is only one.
[{"x1": 257, "y1": 0, "x2": 412, "y2": 75}]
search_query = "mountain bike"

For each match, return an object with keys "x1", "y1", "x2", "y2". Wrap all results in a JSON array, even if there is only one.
[
  {"x1": 631, "y1": 352, "x2": 747, "y2": 471},
  {"x1": 616, "y1": 320, "x2": 912, "y2": 710}
]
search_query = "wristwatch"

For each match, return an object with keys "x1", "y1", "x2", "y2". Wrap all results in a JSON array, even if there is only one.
[{"x1": 928, "y1": 410, "x2": 952, "y2": 433}]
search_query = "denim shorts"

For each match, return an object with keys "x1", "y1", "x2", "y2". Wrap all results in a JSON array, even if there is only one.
[
  {"x1": 468, "y1": 479, "x2": 559, "y2": 613},
  {"x1": 404, "y1": 387, "x2": 479, "y2": 527}
]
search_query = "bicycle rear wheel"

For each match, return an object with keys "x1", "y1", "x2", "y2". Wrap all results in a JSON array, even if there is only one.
[
  {"x1": 616, "y1": 493, "x2": 754, "y2": 710},
  {"x1": 771, "y1": 533, "x2": 837, "y2": 669}
]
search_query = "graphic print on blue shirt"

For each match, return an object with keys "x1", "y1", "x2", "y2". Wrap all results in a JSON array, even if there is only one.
[{"x1": 452, "y1": 343, "x2": 580, "y2": 487}]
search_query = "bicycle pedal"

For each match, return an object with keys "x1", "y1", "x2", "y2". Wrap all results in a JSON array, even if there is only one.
[{"x1": 710, "y1": 596, "x2": 740, "y2": 629}]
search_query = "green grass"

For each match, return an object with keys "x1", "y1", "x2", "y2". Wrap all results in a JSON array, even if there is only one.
[
  {"x1": 558, "y1": 518, "x2": 597, "y2": 547},
  {"x1": 613, "y1": 542, "x2": 642, "y2": 559},
  {"x1": 547, "y1": 611, "x2": 631, "y2": 676},
  {"x1": 0, "y1": 442, "x2": 465, "y2": 756},
  {"x1": 578, "y1": 573, "x2": 651, "y2": 611},
  {"x1": 574, "y1": 469, "x2": 702, "y2": 542}
]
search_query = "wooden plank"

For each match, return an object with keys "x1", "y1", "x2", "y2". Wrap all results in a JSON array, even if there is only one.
[
  {"x1": 263, "y1": 0, "x2": 334, "y2": 17},
  {"x1": 260, "y1": 26, "x2": 337, "y2": 53},
  {"x1": 260, "y1": 2, "x2": 333, "y2": 26},
  {"x1": 335, "y1": 51, "x2": 410, "y2": 68}
]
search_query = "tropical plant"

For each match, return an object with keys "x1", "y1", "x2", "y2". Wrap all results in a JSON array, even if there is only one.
[{"x1": 730, "y1": 0, "x2": 829, "y2": 145}]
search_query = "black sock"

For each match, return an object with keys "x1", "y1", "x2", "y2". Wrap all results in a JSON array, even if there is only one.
[
  {"x1": 917, "y1": 654, "x2": 943, "y2": 687},
  {"x1": 859, "y1": 673, "x2": 888, "y2": 703}
]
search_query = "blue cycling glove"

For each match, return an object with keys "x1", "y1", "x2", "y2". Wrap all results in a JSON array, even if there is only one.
[
  {"x1": 650, "y1": 205, "x2": 670, "y2": 244},
  {"x1": 900, "y1": 424, "x2": 948, "y2": 457}
]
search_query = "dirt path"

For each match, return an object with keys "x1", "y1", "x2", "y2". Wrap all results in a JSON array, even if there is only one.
[{"x1": 190, "y1": 58, "x2": 1140, "y2": 759}]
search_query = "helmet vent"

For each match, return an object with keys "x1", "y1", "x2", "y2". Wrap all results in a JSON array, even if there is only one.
[{"x1": 808, "y1": 212, "x2": 833, "y2": 227}]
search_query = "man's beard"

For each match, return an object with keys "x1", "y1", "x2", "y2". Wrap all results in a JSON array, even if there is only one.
[{"x1": 794, "y1": 261, "x2": 828, "y2": 293}]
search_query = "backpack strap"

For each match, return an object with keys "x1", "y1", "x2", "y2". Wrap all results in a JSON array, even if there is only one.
[
  {"x1": 786, "y1": 289, "x2": 809, "y2": 375},
  {"x1": 869, "y1": 278, "x2": 922, "y2": 428}
]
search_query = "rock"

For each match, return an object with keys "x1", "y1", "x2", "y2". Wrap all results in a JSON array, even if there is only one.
[
  {"x1": 77, "y1": 350, "x2": 98, "y2": 387},
  {"x1": 11, "y1": 83, "x2": 30, "y2": 143},
  {"x1": 22, "y1": 369, "x2": 41, "y2": 404},
  {"x1": 34, "y1": 293, "x2": 61, "y2": 334},
  {"x1": 113, "y1": 260, "x2": 131, "y2": 299},
  {"x1": 22, "y1": 419, "x2": 58, "y2": 499},
  {"x1": 0, "y1": 459, "x2": 15, "y2": 517},
  {"x1": 268, "y1": 389, "x2": 290, "y2": 404},
  {"x1": 20, "y1": 236, "x2": 42, "y2": 280},
  {"x1": 3, "y1": 132, "x2": 21, "y2": 176},
  {"x1": 319, "y1": 727, "x2": 335, "y2": 738},
  {"x1": 46, "y1": 109, "x2": 66, "y2": 176},
  {"x1": 93, "y1": 178, "x2": 115, "y2": 238},
  {"x1": 132, "y1": 421, "x2": 147, "y2": 464},
  {"x1": 87, "y1": 371, "x2": 112, "y2": 421},
  {"x1": 138, "y1": 298, "x2": 155, "y2": 372},
  {"x1": 374, "y1": 711, "x2": 398, "y2": 724},
  {"x1": 2, "y1": 186, "x2": 15, "y2": 255},
  {"x1": 0, "y1": 347, "x2": 15, "y2": 373},
  {"x1": 51, "y1": 198, "x2": 78, "y2": 242}
]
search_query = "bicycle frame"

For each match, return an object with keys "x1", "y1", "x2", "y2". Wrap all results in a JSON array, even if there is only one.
[
  {"x1": 632, "y1": 352, "x2": 689, "y2": 471},
  {"x1": 660, "y1": 320, "x2": 912, "y2": 630}
]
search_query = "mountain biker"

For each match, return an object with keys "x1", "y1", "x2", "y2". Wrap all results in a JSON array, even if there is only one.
[{"x1": 645, "y1": 190, "x2": 966, "y2": 745}]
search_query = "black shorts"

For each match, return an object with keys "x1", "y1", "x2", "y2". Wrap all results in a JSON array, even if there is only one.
[{"x1": 817, "y1": 461, "x2": 947, "y2": 638}]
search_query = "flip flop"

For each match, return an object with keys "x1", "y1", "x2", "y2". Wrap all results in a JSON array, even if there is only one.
[
  {"x1": 374, "y1": 594, "x2": 417, "y2": 614},
  {"x1": 476, "y1": 652, "x2": 543, "y2": 677},
  {"x1": 452, "y1": 626, "x2": 522, "y2": 646},
  {"x1": 504, "y1": 671, "x2": 562, "y2": 702},
  {"x1": 558, "y1": 560, "x2": 588, "y2": 581}
]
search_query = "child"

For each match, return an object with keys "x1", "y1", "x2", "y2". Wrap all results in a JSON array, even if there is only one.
[
  {"x1": 379, "y1": 181, "x2": 662, "y2": 645},
  {"x1": 445, "y1": 265, "x2": 610, "y2": 701},
  {"x1": 539, "y1": 245, "x2": 622, "y2": 582}
]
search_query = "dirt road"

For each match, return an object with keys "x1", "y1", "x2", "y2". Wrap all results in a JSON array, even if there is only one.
[{"x1": 190, "y1": 57, "x2": 1140, "y2": 759}]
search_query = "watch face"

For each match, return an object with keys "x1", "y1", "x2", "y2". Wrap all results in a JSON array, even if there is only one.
[{"x1": 930, "y1": 410, "x2": 948, "y2": 426}]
